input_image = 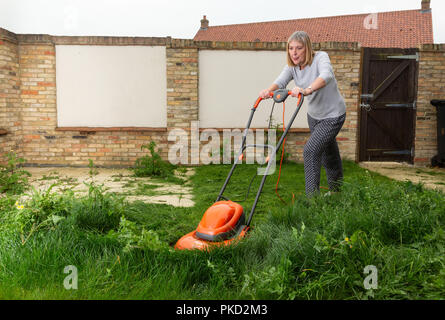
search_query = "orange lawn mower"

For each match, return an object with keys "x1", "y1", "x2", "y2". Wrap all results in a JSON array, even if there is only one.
[{"x1": 175, "y1": 89, "x2": 304, "y2": 250}]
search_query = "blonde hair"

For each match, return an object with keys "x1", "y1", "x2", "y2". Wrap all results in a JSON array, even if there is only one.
[{"x1": 286, "y1": 31, "x2": 315, "y2": 67}]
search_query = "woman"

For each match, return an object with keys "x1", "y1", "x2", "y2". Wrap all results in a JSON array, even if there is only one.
[{"x1": 259, "y1": 31, "x2": 346, "y2": 196}]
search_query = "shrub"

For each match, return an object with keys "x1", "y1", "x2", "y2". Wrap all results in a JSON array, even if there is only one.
[
  {"x1": 1, "y1": 184, "x2": 73, "y2": 245},
  {"x1": 0, "y1": 152, "x2": 31, "y2": 194}
]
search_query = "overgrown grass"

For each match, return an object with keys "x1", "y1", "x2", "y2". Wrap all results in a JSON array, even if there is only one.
[{"x1": 0, "y1": 161, "x2": 444, "y2": 299}]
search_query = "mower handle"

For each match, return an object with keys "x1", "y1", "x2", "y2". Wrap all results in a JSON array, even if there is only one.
[
  {"x1": 216, "y1": 91, "x2": 305, "y2": 214},
  {"x1": 253, "y1": 89, "x2": 299, "y2": 109}
]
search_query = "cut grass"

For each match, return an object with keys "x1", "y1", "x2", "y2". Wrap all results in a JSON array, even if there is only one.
[{"x1": 0, "y1": 160, "x2": 444, "y2": 300}]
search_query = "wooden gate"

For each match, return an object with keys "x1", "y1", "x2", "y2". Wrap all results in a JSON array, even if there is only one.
[{"x1": 359, "y1": 48, "x2": 418, "y2": 163}]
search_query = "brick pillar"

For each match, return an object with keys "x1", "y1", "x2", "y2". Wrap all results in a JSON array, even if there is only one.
[
  {"x1": 415, "y1": 44, "x2": 445, "y2": 166},
  {"x1": 327, "y1": 44, "x2": 362, "y2": 162},
  {"x1": 18, "y1": 38, "x2": 57, "y2": 165},
  {"x1": 166, "y1": 39, "x2": 199, "y2": 165},
  {"x1": 0, "y1": 28, "x2": 21, "y2": 161}
]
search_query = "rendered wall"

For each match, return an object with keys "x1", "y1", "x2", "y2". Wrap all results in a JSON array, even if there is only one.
[
  {"x1": 56, "y1": 45, "x2": 167, "y2": 128},
  {"x1": 198, "y1": 49, "x2": 309, "y2": 129}
]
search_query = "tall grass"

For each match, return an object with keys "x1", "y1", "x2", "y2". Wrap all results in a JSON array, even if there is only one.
[{"x1": 0, "y1": 161, "x2": 443, "y2": 299}]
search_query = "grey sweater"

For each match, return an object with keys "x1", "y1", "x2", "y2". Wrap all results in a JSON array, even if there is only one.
[{"x1": 274, "y1": 51, "x2": 346, "y2": 120}]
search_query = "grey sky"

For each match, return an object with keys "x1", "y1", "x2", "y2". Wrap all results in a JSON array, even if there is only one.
[{"x1": 1, "y1": 0, "x2": 444, "y2": 43}]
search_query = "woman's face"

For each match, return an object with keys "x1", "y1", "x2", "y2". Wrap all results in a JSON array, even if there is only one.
[{"x1": 288, "y1": 40, "x2": 306, "y2": 66}]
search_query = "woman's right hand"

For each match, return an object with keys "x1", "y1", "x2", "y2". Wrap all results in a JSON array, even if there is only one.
[
  {"x1": 259, "y1": 89, "x2": 272, "y2": 99},
  {"x1": 291, "y1": 86, "x2": 304, "y2": 97}
]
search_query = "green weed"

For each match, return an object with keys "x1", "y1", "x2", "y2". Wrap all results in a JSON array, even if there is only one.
[
  {"x1": 132, "y1": 141, "x2": 177, "y2": 179},
  {"x1": 0, "y1": 152, "x2": 31, "y2": 194}
]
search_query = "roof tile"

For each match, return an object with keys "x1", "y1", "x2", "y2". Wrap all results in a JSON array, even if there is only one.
[{"x1": 194, "y1": 9, "x2": 433, "y2": 48}]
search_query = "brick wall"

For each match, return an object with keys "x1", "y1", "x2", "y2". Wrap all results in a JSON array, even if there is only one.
[
  {"x1": 1, "y1": 32, "x2": 171, "y2": 167},
  {"x1": 170, "y1": 40, "x2": 361, "y2": 165},
  {"x1": 0, "y1": 29, "x2": 21, "y2": 159},
  {"x1": 1, "y1": 26, "x2": 441, "y2": 168},
  {"x1": 18, "y1": 37, "x2": 57, "y2": 164},
  {"x1": 415, "y1": 44, "x2": 445, "y2": 166},
  {"x1": 0, "y1": 29, "x2": 365, "y2": 167}
]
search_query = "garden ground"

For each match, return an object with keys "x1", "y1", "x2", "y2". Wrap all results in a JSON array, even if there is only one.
[{"x1": 22, "y1": 161, "x2": 445, "y2": 207}]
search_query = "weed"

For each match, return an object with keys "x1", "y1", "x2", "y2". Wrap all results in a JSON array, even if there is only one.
[
  {"x1": 0, "y1": 152, "x2": 31, "y2": 194},
  {"x1": 38, "y1": 172, "x2": 59, "y2": 181},
  {"x1": 132, "y1": 141, "x2": 176, "y2": 178},
  {"x1": 1, "y1": 184, "x2": 72, "y2": 245},
  {"x1": 107, "y1": 216, "x2": 169, "y2": 252},
  {"x1": 88, "y1": 159, "x2": 99, "y2": 178},
  {"x1": 241, "y1": 257, "x2": 297, "y2": 299}
]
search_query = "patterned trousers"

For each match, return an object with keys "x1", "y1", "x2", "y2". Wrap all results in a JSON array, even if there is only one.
[{"x1": 304, "y1": 113, "x2": 346, "y2": 196}]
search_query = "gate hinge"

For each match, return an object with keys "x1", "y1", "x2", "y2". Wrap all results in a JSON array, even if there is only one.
[
  {"x1": 387, "y1": 52, "x2": 419, "y2": 62},
  {"x1": 384, "y1": 102, "x2": 416, "y2": 109},
  {"x1": 360, "y1": 94, "x2": 374, "y2": 100}
]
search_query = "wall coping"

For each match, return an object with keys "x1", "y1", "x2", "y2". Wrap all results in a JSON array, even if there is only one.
[
  {"x1": 419, "y1": 43, "x2": 445, "y2": 52},
  {"x1": 4, "y1": 27, "x2": 444, "y2": 52},
  {"x1": 0, "y1": 27, "x2": 18, "y2": 44},
  {"x1": 55, "y1": 127, "x2": 168, "y2": 132},
  {"x1": 1, "y1": 27, "x2": 361, "y2": 51},
  {"x1": 54, "y1": 127, "x2": 310, "y2": 133}
]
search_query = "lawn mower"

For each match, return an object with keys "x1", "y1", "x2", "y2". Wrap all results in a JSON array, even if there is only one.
[{"x1": 175, "y1": 89, "x2": 304, "y2": 250}]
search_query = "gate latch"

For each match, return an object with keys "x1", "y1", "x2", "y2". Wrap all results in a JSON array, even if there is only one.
[{"x1": 360, "y1": 94, "x2": 373, "y2": 111}]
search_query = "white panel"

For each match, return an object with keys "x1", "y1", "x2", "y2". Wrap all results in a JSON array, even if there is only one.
[
  {"x1": 56, "y1": 45, "x2": 166, "y2": 127},
  {"x1": 199, "y1": 50, "x2": 308, "y2": 128}
]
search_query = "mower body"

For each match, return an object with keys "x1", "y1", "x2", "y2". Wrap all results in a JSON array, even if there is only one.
[{"x1": 174, "y1": 201, "x2": 248, "y2": 250}]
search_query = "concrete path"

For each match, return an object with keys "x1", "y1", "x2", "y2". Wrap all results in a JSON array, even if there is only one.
[
  {"x1": 359, "y1": 162, "x2": 445, "y2": 193},
  {"x1": 21, "y1": 167, "x2": 195, "y2": 207}
]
